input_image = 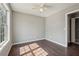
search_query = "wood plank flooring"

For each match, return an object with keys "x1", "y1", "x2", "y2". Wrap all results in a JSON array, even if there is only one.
[{"x1": 8, "y1": 40, "x2": 79, "y2": 56}]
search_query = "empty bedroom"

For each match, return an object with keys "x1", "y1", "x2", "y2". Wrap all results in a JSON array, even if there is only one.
[{"x1": 0, "y1": 3, "x2": 79, "y2": 56}]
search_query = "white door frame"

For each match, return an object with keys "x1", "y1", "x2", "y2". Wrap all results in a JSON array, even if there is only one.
[{"x1": 65, "y1": 9, "x2": 79, "y2": 47}]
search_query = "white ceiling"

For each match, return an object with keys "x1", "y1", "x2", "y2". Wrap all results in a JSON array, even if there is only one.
[{"x1": 10, "y1": 3, "x2": 77, "y2": 17}]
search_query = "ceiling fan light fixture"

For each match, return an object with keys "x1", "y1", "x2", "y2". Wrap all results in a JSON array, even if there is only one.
[
  {"x1": 40, "y1": 8, "x2": 44, "y2": 12},
  {"x1": 32, "y1": 3, "x2": 49, "y2": 13}
]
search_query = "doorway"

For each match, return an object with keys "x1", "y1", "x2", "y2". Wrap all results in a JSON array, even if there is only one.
[
  {"x1": 66, "y1": 11, "x2": 79, "y2": 47},
  {"x1": 70, "y1": 17, "x2": 79, "y2": 44},
  {"x1": 71, "y1": 17, "x2": 79, "y2": 44},
  {"x1": 69, "y1": 17, "x2": 79, "y2": 48}
]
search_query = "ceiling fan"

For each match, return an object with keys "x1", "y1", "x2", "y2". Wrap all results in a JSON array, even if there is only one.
[{"x1": 32, "y1": 3, "x2": 51, "y2": 13}]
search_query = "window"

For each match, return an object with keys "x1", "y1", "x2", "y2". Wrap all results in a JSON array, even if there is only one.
[{"x1": 0, "y1": 4, "x2": 7, "y2": 44}]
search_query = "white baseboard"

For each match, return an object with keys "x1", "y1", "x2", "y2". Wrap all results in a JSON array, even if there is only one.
[
  {"x1": 13, "y1": 41, "x2": 28, "y2": 45},
  {"x1": 46, "y1": 39, "x2": 67, "y2": 47},
  {"x1": 13, "y1": 38, "x2": 45, "y2": 45},
  {"x1": 13, "y1": 38, "x2": 67, "y2": 47}
]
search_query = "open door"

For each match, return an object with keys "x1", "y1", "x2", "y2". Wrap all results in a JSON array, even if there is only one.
[{"x1": 71, "y1": 18, "x2": 75, "y2": 43}]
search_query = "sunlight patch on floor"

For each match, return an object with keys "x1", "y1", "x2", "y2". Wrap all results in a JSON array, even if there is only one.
[
  {"x1": 29, "y1": 43, "x2": 39, "y2": 49},
  {"x1": 33, "y1": 48, "x2": 48, "y2": 56},
  {"x1": 19, "y1": 43, "x2": 48, "y2": 56}
]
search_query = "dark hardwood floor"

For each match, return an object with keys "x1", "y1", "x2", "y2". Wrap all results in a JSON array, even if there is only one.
[{"x1": 8, "y1": 40, "x2": 79, "y2": 56}]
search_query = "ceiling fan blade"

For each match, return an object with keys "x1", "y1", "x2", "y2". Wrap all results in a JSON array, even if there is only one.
[
  {"x1": 32, "y1": 7, "x2": 40, "y2": 9},
  {"x1": 32, "y1": 7, "x2": 37, "y2": 9},
  {"x1": 44, "y1": 4, "x2": 52, "y2": 8},
  {"x1": 40, "y1": 3, "x2": 44, "y2": 7}
]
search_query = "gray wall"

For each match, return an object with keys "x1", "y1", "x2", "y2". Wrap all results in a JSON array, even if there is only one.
[
  {"x1": 46, "y1": 4, "x2": 79, "y2": 47},
  {"x1": 13, "y1": 11, "x2": 45, "y2": 44}
]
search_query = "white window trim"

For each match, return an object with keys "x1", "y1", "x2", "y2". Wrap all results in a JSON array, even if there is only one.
[{"x1": 0, "y1": 3, "x2": 10, "y2": 49}]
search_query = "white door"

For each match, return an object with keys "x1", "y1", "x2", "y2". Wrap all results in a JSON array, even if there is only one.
[{"x1": 71, "y1": 18, "x2": 75, "y2": 43}]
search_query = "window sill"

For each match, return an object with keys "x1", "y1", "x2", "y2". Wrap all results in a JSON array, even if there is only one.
[{"x1": 0, "y1": 40, "x2": 6, "y2": 48}]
